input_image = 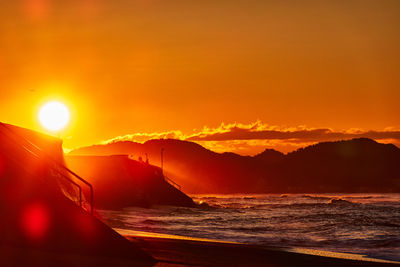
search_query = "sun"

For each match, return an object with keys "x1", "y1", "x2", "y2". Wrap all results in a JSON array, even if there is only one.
[{"x1": 39, "y1": 101, "x2": 70, "y2": 132}]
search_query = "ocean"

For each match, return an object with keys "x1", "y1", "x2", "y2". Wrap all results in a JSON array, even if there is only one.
[{"x1": 99, "y1": 193, "x2": 400, "y2": 262}]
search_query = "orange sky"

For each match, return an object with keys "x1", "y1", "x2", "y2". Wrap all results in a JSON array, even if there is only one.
[{"x1": 1, "y1": 0, "x2": 400, "y2": 155}]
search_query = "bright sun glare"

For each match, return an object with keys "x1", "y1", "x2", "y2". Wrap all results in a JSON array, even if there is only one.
[{"x1": 39, "y1": 101, "x2": 70, "y2": 132}]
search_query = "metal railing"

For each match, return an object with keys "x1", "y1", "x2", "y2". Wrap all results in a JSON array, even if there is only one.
[
  {"x1": 0, "y1": 123, "x2": 94, "y2": 215},
  {"x1": 164, "y1": 175, "x2": 181, "y2": 191}
]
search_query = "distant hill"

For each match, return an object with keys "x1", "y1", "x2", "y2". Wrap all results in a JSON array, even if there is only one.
[
  {"x1": 69, "y1": 138, "x2": 400, "y2": 193},
  {"x1": 253, "y1": 149, "x2": 285, "y2": 163}
]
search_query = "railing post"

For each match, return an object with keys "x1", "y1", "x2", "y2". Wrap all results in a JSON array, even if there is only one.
[
  {"x1": 161, "y1": 148, "x2": 164, "y2": 175},
  {"x1": 0, "y1": 122, "x2": 94, "y2": 215}
]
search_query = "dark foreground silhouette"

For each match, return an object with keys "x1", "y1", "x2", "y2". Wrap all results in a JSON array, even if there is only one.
[
  {"x1": 70, "y1": 138, "x2": 400, "y2": 194},
  {"x1": 0, "y1": 123, "x2": 155, "y2": 266}
]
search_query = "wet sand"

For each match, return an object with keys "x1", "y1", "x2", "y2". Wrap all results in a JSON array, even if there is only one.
[
  {"x1": 1, "y1": 230, "x2": 399, "y2": 267},
  {"x1": 0, "y1": 245, "x2": 153, "y2": 267},
  {"x1": 120, "y1": 229, "x2": 400, "y2": 267}
]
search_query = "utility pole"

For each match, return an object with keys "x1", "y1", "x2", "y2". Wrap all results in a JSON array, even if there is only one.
[{"x1": 161, "y1": 148, "x2": 164, "y2": 175}]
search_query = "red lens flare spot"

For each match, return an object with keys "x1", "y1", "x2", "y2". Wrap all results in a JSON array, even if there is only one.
[{"x1": 21, "y1": 202, "x2": 51, "y2": 241}]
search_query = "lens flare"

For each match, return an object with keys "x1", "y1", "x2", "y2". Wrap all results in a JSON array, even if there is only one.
[{"x1": 21, "y1": 202, "x2": 50, "y2": 241}]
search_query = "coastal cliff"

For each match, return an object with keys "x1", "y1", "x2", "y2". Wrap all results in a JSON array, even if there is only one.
[{"x1": 65, "y1": 155, "x2": 195, "y2": 209}]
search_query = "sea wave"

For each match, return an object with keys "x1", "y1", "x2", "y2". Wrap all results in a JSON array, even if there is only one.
[
  {"x1": 328, "y1": 198, "x2": 355, "y2": 205},
  {"x1": 302, "y1": 194, "x2": 332, "y2": 200},
  {"x1": 141, "y1": 219, "x2": 169, "y2": 225},
  {"x1": 99, "y1": 193, "x2": 400, "y2": 262}
]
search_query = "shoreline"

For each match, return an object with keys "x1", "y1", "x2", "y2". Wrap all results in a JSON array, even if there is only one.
[
  {"x1": 1, "y1": 229, "x2": 399, "y2": 266},
  {"x1": 119, "y1": 229, "x2": 400, "y2": 266}
]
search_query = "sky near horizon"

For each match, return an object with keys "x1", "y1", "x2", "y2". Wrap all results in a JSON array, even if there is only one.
[{"x1": 1, "y1": 0, "x2": 400, "y2": 155}]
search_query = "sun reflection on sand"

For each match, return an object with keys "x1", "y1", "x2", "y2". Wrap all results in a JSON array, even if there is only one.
[{"x1": 289, "y1": 248, "x2": 400, "y2": 264}]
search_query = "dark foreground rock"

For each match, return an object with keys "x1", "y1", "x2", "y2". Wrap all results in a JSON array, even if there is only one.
[
  {"x1": 66, "y1": 155, "x2": 196, "y2": 209},
  {"x1": 0, "y1": 123, "x2": 154, "y2": 264}
]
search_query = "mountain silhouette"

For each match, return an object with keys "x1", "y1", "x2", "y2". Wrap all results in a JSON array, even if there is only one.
[
  {"x1": 69, "y1": 138, "x2": 400, "y2": 193},
  {"x1": 253, "y1": 149, "x2": 285, "y2": 163}
]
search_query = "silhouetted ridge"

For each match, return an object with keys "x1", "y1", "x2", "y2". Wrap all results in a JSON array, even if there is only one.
[
  {"x1": 254, "y1": 149, "x2": 285, "y2": 163},
  {"x1": 288, "y1": 138, "x2": 394, "y2": 156},
  {"x1": 70, "y1": 138, "x2": 400, "y2": 193},
  {"x1": 283, "y1": 138, "x2": 400, "y2": 192}
]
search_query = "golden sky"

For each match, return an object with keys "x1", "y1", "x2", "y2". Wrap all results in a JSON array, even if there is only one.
[{"x1": 1, "y1": 0, "x2": 400, "y2": 154}]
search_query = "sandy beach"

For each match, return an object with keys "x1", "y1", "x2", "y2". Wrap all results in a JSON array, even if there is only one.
[
  {"x1": 121, "y1": 230, "x2": 399, "y2": 267},
  {"x1": 1, "y1": 229, "x2": 399, "y2": 266}
]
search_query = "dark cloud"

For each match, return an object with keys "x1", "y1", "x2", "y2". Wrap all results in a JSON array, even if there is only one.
[
  {"x1": 98, "y1": 121, "x2": 400, "y2": 155},
  {"x1": 187, "y1": 128, "x2": 400, "y2": 143}
]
